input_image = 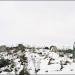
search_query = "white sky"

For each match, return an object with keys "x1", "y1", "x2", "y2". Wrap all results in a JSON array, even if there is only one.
[{"x1": 0, "y1": 1, "x2": 75, "y2": 48}]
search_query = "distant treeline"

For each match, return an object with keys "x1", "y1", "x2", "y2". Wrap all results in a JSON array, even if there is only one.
[
  {"x1": 0, "y1": 44, "x2": 73, "y2": 54},
  {"x1": 58, "y1": 49, "x2": 73, "y2": 54}
]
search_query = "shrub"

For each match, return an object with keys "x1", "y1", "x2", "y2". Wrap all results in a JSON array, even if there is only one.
[
  {"x1": 17, "y1": 44, "x2": 25, "y2": 51},
  {"x1": 44, "y1": 47, "x2": 49, "y2": 49},
  {"x1": 20, "y1": 55, "x2": 28, "y2": 63},
  {"x1": 38, "y1": 52, "x2": 42, "y2": 55},
  {"x1": 19, "y1": 68, "x2": 30, "y2": 75},
  {"x1": 35, "y1": 68, "x2": 40, "y2": 73},
  {"x1": 0, "y1": 59, "x2": 10, "y2": 68},
  {"x1": 0, "y1": 71, "x2": 2, "y2": 73},
  {"x1": 65, "y1": 49, "x2": 73, "y2": 54},
  {"x1": 4, "y1": 69, "x2": 11, "y2": 72}
]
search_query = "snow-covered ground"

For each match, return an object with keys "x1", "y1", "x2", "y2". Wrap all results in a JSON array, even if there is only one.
[{"x1": 0, "y1": 48, "x2": 75, "y2": 74}]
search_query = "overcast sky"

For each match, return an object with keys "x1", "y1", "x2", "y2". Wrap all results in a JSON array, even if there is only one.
[{"x1": 0, "y1": 1, "x2": 75, "y2": 48}]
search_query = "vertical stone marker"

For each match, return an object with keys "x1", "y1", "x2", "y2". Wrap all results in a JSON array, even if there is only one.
[{"x1": 73, "y1": 42, "x2": 75, "y2": 62}]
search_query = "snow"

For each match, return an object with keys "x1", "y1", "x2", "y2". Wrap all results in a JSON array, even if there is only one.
[{"x1": 0, "y1": 48, "x2": 75, "y2": 74}]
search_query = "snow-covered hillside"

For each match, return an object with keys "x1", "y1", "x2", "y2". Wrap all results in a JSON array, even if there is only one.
[{"x1": 0, "y1": 48, "x2": 75, "y2": 75}]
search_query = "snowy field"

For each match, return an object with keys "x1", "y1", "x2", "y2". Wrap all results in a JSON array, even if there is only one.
[{"x1": 0, "y1": 48, "x2": 75, "y2": 75}]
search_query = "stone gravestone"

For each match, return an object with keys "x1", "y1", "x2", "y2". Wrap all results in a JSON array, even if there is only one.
[{"x1": 73, "y1": 42, "x2": 75, "y2": 62}]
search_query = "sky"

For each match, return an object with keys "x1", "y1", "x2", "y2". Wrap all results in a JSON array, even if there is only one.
[{"x1": 0, "y1": 1, "x2": 75, "y2": 49}]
